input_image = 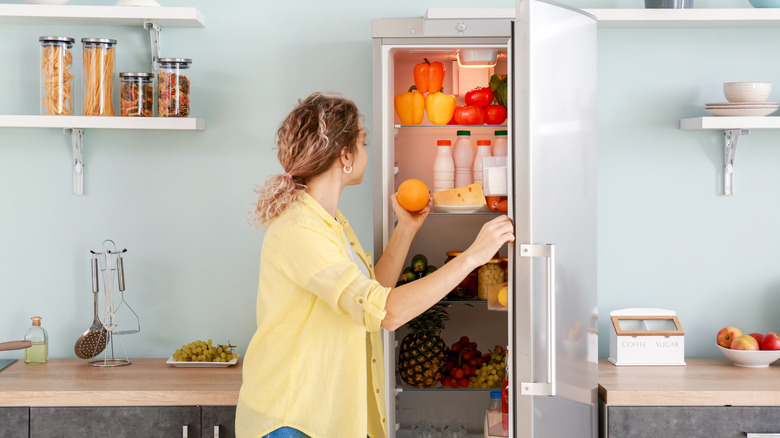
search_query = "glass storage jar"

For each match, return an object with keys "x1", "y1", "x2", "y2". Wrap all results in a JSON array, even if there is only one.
[
  {"x1": 81, "y1": 38, "x2": 117, "y2": 116},
  {"x1": 119, "y1": 72, "x2": 153, "y2": 117},
  {"x1": 478, "y1": 258, "x2": 505, "y2": 300},
  {"x1": 39, "y1": 36, "x2": 75, "y2": 116},
  {"x1": 24, "y1": 316, "x2": 48, "y2": 364},
  {"x1": 158, "y1": 57, "x2": 192, "y2": 117}
]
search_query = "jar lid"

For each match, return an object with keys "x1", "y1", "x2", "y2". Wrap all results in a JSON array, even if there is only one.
[
  {"x1": 445, "y1": 250, "x2": 464, "y2": 257},
  {"x1": 437, "y1": 140, "x2": 451, "y2": 146},
  {"x1": 483, "y1": 257, "x2": 502, "y2": 264},
  {"x1": 119, "y1": 72, "x2": 154, "y2": 78},
  {"x1": 39, "y1": 36, "x2": 75, "y2": 44},
  {"x1": 490, "y1": 391, "x2": 502, "y2": 398},
  {"x1": 31, "y1": 316, "x2": 42, "y2": 326},
  {"x1": 159, "y1": 57, "x2": 192, "y2": 65},
  {"x1": 477, "y1": 140, "x2": 491, "y2": 146},
  {"x1": 495, "y1": 130, "x2": 507, "y2": 136},
  {"x1": 81, "y1": 38, "x2": 118, "y2": 45},
  {"x1": 456, "y1": 130, "x2": 471, "y2": 136}
]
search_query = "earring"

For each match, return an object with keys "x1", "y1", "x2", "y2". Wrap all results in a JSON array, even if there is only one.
[{"x1": 343, "y1": 165, "x2": 353, "y2": 174}]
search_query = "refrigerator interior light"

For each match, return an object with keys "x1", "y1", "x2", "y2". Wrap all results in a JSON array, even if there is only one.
[{"x1": 457, "y1": 49, "x2": 498, "y2": 68}]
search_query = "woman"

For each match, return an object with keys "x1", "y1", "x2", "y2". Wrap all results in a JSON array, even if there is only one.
[{"x1": 236, "y1": 92, "x2": 514, "y2": 438}]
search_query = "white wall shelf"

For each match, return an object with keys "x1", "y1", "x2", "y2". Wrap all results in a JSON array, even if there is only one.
[
  {"x1": 584, "y1": 8, "x2": 780, "y2": 28},
  {"x1": 0, "y1": 4, "x2": 205, "y2": 27},
  {"x1": 679, "y1": 117, "x2": 780, "y2": 196},
  {"x1": 0, "y1": 5, "x2": 205, "y2": 195},
  {"x1": 0, "y1": 115, "x2": 205, "y2": 131}
]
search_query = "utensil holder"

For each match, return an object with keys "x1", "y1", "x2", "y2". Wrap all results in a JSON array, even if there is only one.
[{"x1": 87, "y1": 239, "x2": 139, "y2": 367}]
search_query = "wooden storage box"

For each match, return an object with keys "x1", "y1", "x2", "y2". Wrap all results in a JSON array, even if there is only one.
[{"x1": 608, "y1": 308, "x2": 685, "y2": 366}]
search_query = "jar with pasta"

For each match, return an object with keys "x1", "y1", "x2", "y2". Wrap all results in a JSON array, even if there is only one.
[
  {"x1": 39, "y1": 36, "x2": 74, "y2": 116},
  {"x1": 81, "y1": 38, "x2": 117, "y2": 116},
  {"x1": 158, "y1": 58, "x2": 191, "y2": 117},
  {"x1": 119, "y1": 72, "x2": 153, "y2": 117},
  {"x1": 478, "y1": 258, "x2": 505, "y2": 300}
]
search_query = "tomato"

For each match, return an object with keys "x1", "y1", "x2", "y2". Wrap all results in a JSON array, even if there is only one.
[
  {"x1": 484, "y1": 105, "x2": 508, "y2": 125},
  {"x1": 485, "y1": 196, "x2": 501, "y2": 212},
  {"x1": 452, "y1": 105, "x2": 485, "y2": 125},
  {"x1": 497, "y1": 199, "x2": 508, "y2": 213},
  {"x1": 465, "y1": 87, "x2": 494, "y2": 108}
]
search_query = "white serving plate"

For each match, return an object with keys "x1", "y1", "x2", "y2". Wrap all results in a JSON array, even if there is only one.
[
  {"x1": 434, "y1": 204, "x2": 491, "y2": 214},
  {"x1": 705, "y1": 102, "x2": 778, "y2": 108},
  {"x1": 705, "y1": 107, "x2": 777, "y2": 117},
  {"x1": 166, "y1": 356, "x2": 238, "y2": 367},
  {"x1": 717, "y1": 345, "x2": 780, "y2": 368}
]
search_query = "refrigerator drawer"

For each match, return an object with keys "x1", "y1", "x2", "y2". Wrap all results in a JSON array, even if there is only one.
[{"x1": 604, "y1": 406, "x2": 780, "y2": 438}]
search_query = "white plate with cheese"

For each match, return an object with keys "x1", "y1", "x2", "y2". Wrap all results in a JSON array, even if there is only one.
[{"x1": 434, "y1": 205, "x2": 491, "y2": 214}]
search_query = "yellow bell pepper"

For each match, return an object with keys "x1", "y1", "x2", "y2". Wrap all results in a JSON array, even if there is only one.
[
  {"x1": 394, "y1": 86, "x2": 425, "y2": 125},
  {"x1": 425, "y1": 91, "x2": 457, "y2": 125}
]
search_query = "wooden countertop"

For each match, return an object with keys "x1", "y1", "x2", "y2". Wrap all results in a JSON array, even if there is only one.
[
  {"x1": 0, "y1": 358, "x2": 242, "y2": 406},
  {"x1": 599, "y1": 358, "x2": 780, "y2": 406}
]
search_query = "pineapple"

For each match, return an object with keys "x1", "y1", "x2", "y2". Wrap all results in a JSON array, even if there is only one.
[{"x1": 398, "y1": 304, "x2": 449, "y2": 388}]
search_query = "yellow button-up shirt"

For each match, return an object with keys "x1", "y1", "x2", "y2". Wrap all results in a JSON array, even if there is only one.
[{"x1": 236, "y1": 192, "x2": 390, "y2": 438}]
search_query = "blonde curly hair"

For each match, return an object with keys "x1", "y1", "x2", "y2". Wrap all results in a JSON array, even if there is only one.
[{"x1": 252, "y1": 92, "x2": 362, "y2": 227}]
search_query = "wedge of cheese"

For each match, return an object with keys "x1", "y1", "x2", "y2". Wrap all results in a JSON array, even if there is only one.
[{"x1": 432, "y1": 183, "x2": 487, "y2": 206}]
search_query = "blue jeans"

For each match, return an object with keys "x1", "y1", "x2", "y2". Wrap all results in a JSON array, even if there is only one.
[{"x1": 262, "y1": 427, "x2": 310, "y2": 438}]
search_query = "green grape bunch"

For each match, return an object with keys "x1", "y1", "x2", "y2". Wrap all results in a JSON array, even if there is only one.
[{"x1": 171, "y1": 339, "x2": 239, "y2": 362}]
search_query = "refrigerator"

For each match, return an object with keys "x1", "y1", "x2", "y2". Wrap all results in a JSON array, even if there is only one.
[{"x1": 371, "y1": 1, "x2": 598, "y2": 437}]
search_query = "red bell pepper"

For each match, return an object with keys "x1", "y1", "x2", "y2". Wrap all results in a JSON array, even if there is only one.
[{"x1": 414, "y1": 58, "x2": 445, "y2": 93}]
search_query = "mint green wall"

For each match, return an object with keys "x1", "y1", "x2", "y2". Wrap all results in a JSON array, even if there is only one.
[{"x1": 1, "y1": 0, "x2": 776, "y2": 362}]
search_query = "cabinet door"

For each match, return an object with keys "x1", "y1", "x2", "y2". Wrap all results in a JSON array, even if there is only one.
[
  {"x1": 30, "y1": 406, "x2": 201, "y2": 438},
  {"x1": 607, "y1": 406, "x2": 780, "y2": 438},
  {"x1": 201, "y1": 406, "x2": 236, "y2": 438},
  {"x1": 0, "y1": 407, "x2": 29, "y2": 438}
]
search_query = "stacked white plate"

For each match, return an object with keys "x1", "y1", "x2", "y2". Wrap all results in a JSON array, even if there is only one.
[{"x1": 704, "y1": 102, "x2": 778, "y2": 117}]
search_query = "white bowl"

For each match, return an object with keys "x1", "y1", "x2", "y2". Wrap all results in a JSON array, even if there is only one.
[
  {"x1": 717, "y1": 345, "x2": 780, "y2": 368},
  {"x1": 724, "y1": 82, "x2": 772, "y2": 103}
]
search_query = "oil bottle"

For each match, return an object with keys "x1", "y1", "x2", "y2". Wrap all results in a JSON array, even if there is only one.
[{"x1": 24, "y1": 316, "x2": 48, "y2": 364}]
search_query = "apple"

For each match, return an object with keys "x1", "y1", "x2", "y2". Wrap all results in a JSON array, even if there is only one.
[
  {"x1": 717, "y1": 327, "x2": 743, "y2": 348},
  {"x1": 761, "y1": 333, "x2": 780, "y2": 351},
  {"x1": 749, "y1": 332, "x2": 765, "y2": 344},
  {"x1": 731, "y1": 334, "x2": 759, "y2": 350}
]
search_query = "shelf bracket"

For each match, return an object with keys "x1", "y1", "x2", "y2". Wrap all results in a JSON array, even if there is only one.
[
  {"x1": 144, "y1": 21, "x2": 161, "y2": 76},
  {"x1": 65, "y1": 128, "x2": 84, "y2": 196},
  {"x1": 723, "y1": 129, "x2": 748, "y2": 196}
]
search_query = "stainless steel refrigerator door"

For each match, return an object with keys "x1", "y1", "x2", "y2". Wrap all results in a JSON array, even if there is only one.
[{"x1": 512, "y1": 1, "x2": 598, "y2": 437}]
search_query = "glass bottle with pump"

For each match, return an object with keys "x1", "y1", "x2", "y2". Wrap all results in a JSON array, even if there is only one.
[
  {"x1": 24, "y1": 316, "x2": 48, "y2": 364},
  {"x1": 473, "y1": 140, "x2": 492, "y2": 187},
  {"x1": 453, "y1": 130, "x2": 474, "y2": 188}
]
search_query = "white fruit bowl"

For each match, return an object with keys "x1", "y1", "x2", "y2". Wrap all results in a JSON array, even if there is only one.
[{"x1": 717, "y1": 345, "x2": 780, "y2": 368}]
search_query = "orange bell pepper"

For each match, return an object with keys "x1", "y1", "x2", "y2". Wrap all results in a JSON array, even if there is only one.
[
  {"x1": 425, "y1": 91, "x2": 456, "y2": 125},
  {"x1": 394, "y1": 85, "x2": 425, "y2": 125},
  {"x1": 414, "y1": 58, "x2": 445, "y2": 94}
]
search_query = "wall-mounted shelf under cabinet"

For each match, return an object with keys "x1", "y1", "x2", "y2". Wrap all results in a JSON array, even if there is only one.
[
  {"x1": 0, "y1": 115, "x2": 205, "y2": 131},
  {"x1": 679, "y1": 117, "x2": 780, "y2": 196},
  {"x1": 0, "y1": 4, "x2": 205, "y2": 27},
  {"x1": 0, "y1": 5, "x2": 206, "y2": 196},
  {"x1": 584, "y1": 8, "x2": 780, "y2": 28}
]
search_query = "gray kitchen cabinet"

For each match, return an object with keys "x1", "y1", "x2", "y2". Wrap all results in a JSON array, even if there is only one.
[
  {"x1": 202, "y1": 406, "x2": 237, "y2": 438},
  {"x1": 0, "y1": 407, "x2": 29, "y2": 438},
  {"x1": 603, "y1": 405, "x2": 780, "y2": 438},
  {"x1": 30, "y1": 406, "x2": 201, "y2": 438}
]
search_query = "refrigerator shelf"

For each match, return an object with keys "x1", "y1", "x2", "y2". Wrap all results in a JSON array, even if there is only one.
[
  {"x1": 398, "y1": 384, "x2": 499, "y2": 392},
  {"x1": 395, "y1": 124, "x2": 507, "y2": 129}
]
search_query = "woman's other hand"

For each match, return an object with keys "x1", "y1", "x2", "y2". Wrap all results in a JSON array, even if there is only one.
[
  {"x1": 391, "y1": 192, "x2": 430, "y2": 235},
  {"x1": 463, "y1": 215, "x2": 515, "y2": 267}
]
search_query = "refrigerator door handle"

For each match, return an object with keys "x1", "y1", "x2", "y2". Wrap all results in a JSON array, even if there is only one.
[{"x1": 519, "y1": 243, "x2": 556, "y2": 396}]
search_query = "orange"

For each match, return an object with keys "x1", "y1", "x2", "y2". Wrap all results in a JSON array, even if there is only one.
[{"x1": 396, "y1": 178, "x2": 430, "y2": 212}]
